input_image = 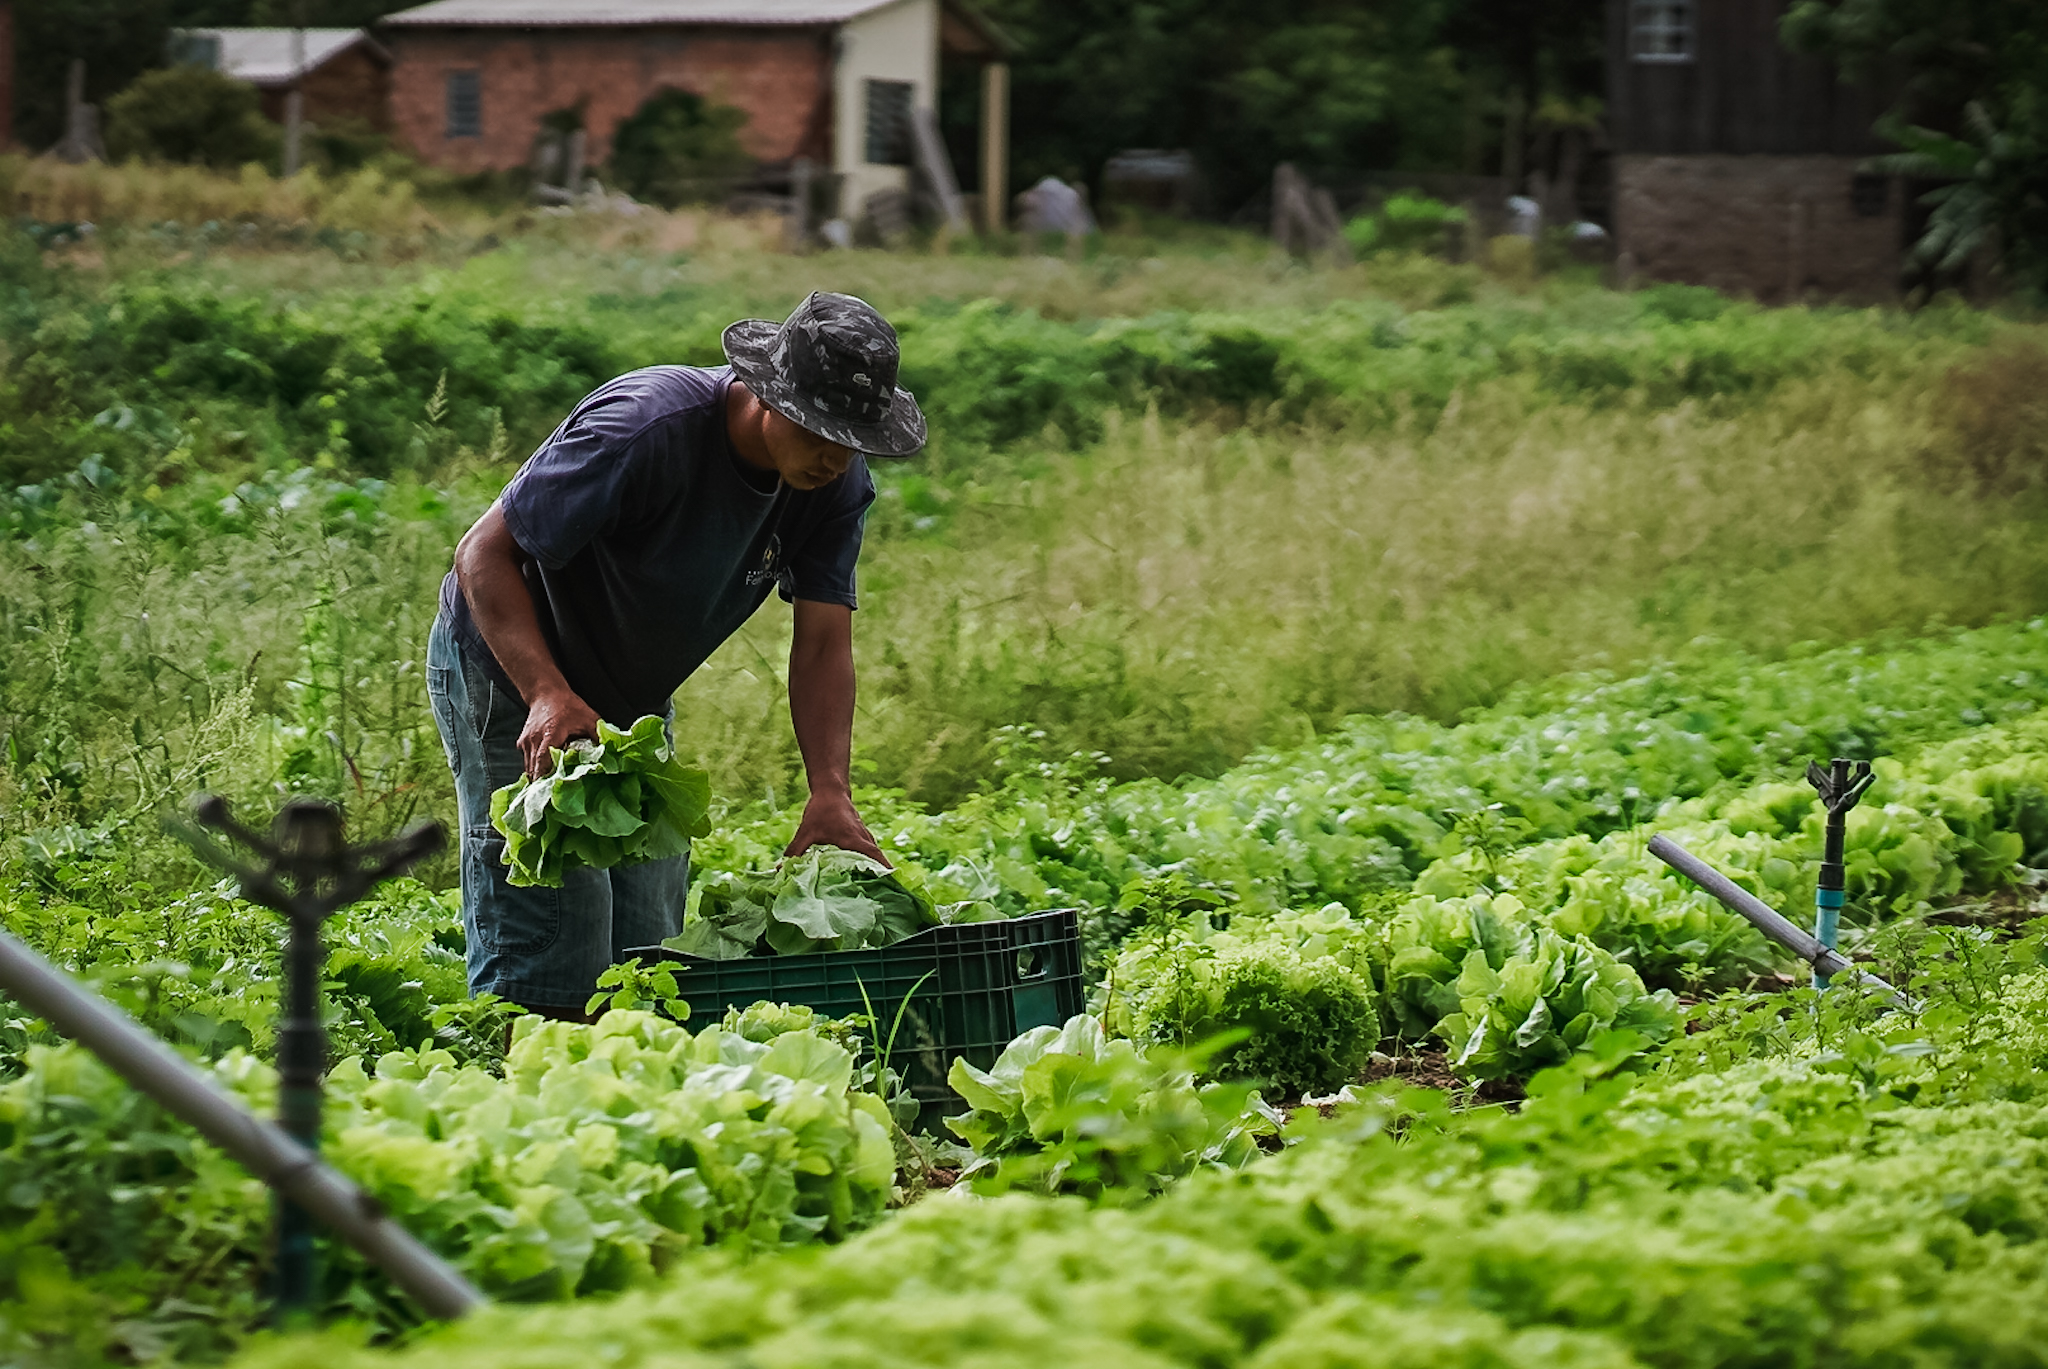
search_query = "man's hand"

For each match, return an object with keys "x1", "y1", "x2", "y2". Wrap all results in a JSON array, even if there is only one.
[
  {"x1": 785, "y1": 791, "x2": 890, "y2": 866},
  {"x1": 517, "y1": 686, "x2": 601, "y2": 779}
]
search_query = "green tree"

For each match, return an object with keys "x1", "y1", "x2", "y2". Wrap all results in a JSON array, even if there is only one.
[
  {"x1": 1783, "y1": 0, "x2": 2048, "y2": 290},
  {"x1": 963, "y1": 0, "x2": 1602, "y2": 215},
  {"x1": 104, "y1": 64, "x2": 281, "y2": 169}
]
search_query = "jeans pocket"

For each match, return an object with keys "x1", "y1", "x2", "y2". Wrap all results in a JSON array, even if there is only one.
[
  {"x1": 466, "y1": 826, "x2": 561, "y2": 956},
  {"x1": 426, "y1": 665, "x2": 460, "y2": 775}
]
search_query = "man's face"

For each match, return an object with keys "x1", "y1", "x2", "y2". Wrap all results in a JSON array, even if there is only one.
[{"x1": 763, "y1": 410, "x2": 855, "y2": 490}]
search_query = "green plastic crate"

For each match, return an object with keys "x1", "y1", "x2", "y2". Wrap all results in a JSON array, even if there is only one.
[{"x1": 627, "y1": 908, "x2": 1084, "y2": 1127}]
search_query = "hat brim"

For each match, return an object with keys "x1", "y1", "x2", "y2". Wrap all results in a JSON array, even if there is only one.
[{"x1": 722, "y1": 319, "x2": 927, "y2": 458}]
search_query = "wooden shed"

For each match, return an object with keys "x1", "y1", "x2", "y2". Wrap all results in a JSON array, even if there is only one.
[{"x1": 1605, "y1": 0, "x2": 1906, "y2": 300}]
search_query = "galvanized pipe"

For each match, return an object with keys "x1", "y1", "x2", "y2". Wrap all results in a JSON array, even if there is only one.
[
  {"x1": 0, "y1": 927, "x2": 486, "y2": 1321},
  {"x1": 1647, "y1": 834, "x2": 1909, "y2": 1008}
]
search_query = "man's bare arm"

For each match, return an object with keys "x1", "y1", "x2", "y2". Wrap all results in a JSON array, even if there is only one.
[
  {"x1": 454, "y1": 502, "x2": 600, "y2": 778},
  {"x1": 784, "y1": 598, "x2": 887, "y2": 864}
]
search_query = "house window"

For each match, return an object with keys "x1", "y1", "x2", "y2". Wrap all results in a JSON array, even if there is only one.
[
  {"x1": 446, "y1": 70, "x2": 482, "y2": 139},
  {"x1": 1630, "y1": 1, "x2": 1695, "y2": 63},
  {"x1": 864, "y1": 79, "x2": 913, "y2": 166},
  {"x1": 1851, "y1": 174, "x2": 1889, "y2": 217}
]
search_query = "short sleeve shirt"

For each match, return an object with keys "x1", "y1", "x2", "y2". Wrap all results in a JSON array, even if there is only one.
[{"x1": 438, "y1": 365, "x2": 874, "y2": 725}]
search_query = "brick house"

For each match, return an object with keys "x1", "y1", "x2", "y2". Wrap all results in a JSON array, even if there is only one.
[
  {"x1": 377, "y1": 0, "x2": 1009, "y2": 221},
  {"x1": 1606, "y1": 0, "x2": 1908, "y2": 300},
  {"x1": 175, "y1": 28, "x2": 393, "y2": 131}
]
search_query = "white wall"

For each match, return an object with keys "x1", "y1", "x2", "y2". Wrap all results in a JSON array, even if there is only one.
[{"x1": 834, "y1": 0, "x2": 938, "y2": 218}]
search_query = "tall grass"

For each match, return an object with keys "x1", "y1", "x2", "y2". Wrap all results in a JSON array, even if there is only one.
[{"x1": 0, "y1": 156, "x2": 438, "y2": 235}]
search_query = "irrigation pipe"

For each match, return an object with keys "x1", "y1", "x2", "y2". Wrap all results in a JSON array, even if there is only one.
[
  {"x1": 0, "y1": 927, "x2": 486, "y2": 1320},
  {"x1": 1647, "y1": 834, "x2": 1912, "y2": 1009}
]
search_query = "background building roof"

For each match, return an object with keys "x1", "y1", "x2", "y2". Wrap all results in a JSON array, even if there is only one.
[{"x1": 176, "y1": 28, "x2": 385, "y2": 86}]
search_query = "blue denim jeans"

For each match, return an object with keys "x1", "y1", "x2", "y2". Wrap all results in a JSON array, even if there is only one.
[{"x1": 426, "y1": 614, "x2": 687, "y2": 1010}]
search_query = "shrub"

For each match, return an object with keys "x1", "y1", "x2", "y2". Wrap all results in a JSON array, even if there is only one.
[
  {"x1": 1343, "y1": 191, "x2": 1468, "y2": 256},
  {"x1": 104, "y1": 66, "x2": 279, "y2": 170},
  {"x1": 607, "y1": 89, "x2": 751, "y2": 207}
]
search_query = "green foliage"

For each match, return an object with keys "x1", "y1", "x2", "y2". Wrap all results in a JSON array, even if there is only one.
[
  {"x1": 584, "y1": 957, "x2": 686, "y2": 1018},
  {"x1": 665, "y1": 847, "x2": 941, "y2": 958},
  {"x1": 0, "y1": 876, "x2": 493, "y2": 1073},
  {"x1": 1107, "y1": 933, "x2": 1382, "y2": 1095},
  {"x1": 1341, "y1": 191, "x2": 1468, "y2": 256},
  {"x1": 489, "y1": 715, "x2": 711, "y2": 888},
  {"x1": 946, "y1": 1014, "x2": 1280, "y2": 1201},
  {"x1": 972, "y1": 0, "x2": 1575, "y2": 205},
  {"x1": 0, "y1": 1009, "x2": 896, "y2": 1353},
  {"x1": 0, "y1": 1044, "x2": 269, "y2": 1365},
  {"x1": 1433, "y1": 933, "x2": 1677, "y2": 1080},
  {"x1": 1872, "y1": 101, "x2": 2048, "y2": 288},
  {"x1": 605, "y1": 91, "x2": 751, "y2": 208},
  {"x1": 223, "y1": 930, "x2": 2048, "y2": 1369},
  {"x1": 105, "y1": 66, "x2": 281, "y2": 171}
]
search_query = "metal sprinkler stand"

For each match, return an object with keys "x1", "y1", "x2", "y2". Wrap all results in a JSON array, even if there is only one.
[
  {"x1": 1804, "y1": 758, "x2": 1874, "y2": 989},
  {"x1": 185, "y1": 796, "x2": 443, "y2": 1316}
]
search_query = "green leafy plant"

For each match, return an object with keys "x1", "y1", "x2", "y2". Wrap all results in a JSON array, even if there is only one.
[
  {"x1": 489, "y1": 715, "x2": 712, "y2": 888},
  {"x1": 1433, "y1": 930, "x2": 1680, "y2": 1080},
  {"x1": 585, "y1": 957, "x2": 688, "y2": 1018},
  {"x1": 1108, "y1": 934, "x2": 1382, "y2": 1095},
  {"x1": 947, "y1": 1014, "x2": 1279, "y2": 1201},
  {"x1": 664, "y1": 847, "x2": 940, "y2": 957}
]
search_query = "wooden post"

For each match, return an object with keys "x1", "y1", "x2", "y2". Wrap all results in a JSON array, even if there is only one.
[
  {"x1": 284, "y1": 18, "x2": 305, "y2": 176},
  {"x1": 980, "y1": 61, "x2": 1008, "y2": 233},
  {"x1": 56, "y1": 58, "x2": 104, "y2": 164},
  {"x1": 910, "y1": 105, "x2": 969, "y2": 233}
]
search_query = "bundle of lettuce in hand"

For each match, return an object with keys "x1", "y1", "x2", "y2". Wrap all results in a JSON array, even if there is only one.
[
  {"x1": 489, "y1": 715, "x2": 712, "y2": 887},
  {"x1": 665, "y1": 847, "x2": 1000, "y2": 958}
]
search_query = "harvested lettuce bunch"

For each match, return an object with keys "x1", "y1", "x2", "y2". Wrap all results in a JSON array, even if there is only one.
[
  {"x1": 665, "y1": 846, "x2": 945, "y2": 958},
  {"x1": 488, "y1": 714, "x2": 712, "y2": 888}
]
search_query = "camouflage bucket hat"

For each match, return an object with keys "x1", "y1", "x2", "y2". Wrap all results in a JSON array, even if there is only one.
[{"x1": 722, "y1": 291, "x2": 927, "y2": 458}]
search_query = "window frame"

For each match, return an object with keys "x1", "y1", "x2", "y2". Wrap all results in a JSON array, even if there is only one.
[
  {"x1": 1629, "y1": 0, "x2": 1696, "y2": 64},
  {"x1": 863, "y1": 78, "x2": 914, "y2": 167},
  {"x1": 445, "y1": 69, "x2": 483, "y2": 140}
]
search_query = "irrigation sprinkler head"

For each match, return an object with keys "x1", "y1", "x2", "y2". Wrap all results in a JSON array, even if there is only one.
[
  {"x1": 1805, "y1": 758, "x2": 1875, "y2": 817},
  {"x1": 180, "y1": 795, "x2": 445, "y2": 922},
  {"x1": 174, "y1": 794, "x2": 447, "y2": 1317}
]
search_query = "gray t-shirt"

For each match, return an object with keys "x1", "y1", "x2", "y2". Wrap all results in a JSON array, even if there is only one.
[{"x1": 439, "y1": 365, "x2": 873, "y2": 725}]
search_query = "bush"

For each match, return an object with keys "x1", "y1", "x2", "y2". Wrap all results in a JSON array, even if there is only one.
[
  {"x1": 607, "y1": 89, "x2": 751, "y2": 207},
  {"x1": 104, "y1": 66, "x2": 279, "y2": 170},
  {"x1": 1343, "y1": 191, "x2": 1468, "y2": 257}
]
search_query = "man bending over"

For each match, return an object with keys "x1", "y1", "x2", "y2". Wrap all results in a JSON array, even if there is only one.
[{"x1": 427, "y1": 292, "x2": 925, "y2": 1016}]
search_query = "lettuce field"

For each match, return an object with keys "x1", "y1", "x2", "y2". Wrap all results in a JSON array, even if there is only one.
[{"x1": 7, "y1": 199, "x2": 2048, "y2": 1367}]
